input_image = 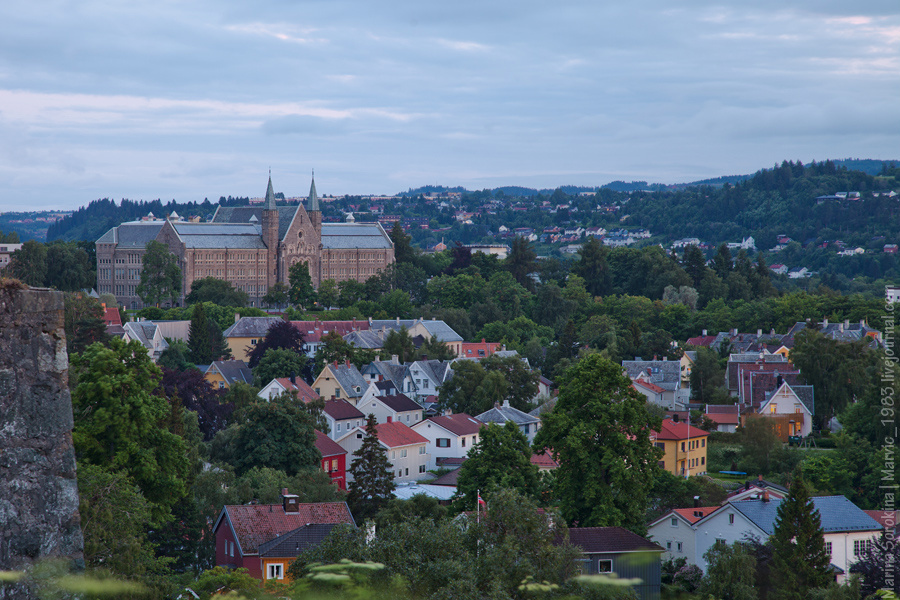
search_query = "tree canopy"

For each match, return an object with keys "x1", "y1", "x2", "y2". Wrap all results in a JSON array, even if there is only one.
[{"x1": 137, "y1": 240, "x2": 182, "y2": 307}]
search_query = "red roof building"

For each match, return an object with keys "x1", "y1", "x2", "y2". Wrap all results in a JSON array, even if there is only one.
[
  {"x1": 314, "y1": 430, "x2": 348, "y2": 490},
  {"x1": 459, "y1": 338, "x2": 503, "y2": 359},
  {"x1": 270, "y1": 377, "x2": 319, "y2": 403},
  {"x1": 102, "y1": 304, "x2": 122, "y2": 327},
  {"x1": 213, "y1": 493, "x2": 355, "y2": 580},
  {"x1": 673, "y1": 506, "x2": 719, "y2": 524}
]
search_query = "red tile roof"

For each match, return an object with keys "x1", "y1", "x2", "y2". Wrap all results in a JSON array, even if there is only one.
[
  {"x1": 376, "y1": 421, "x2": 428, "y2": 448},
  {"x1": 314, "y1": 430, "x2": 347, "y2": 458},
  {"x1": 673, "y1": 507, "x2": 719, "y2": 524},
  {"x1": 102, "y1": 306, "x2": 122, "y2": 327},
  {"x1": 686, "y1": 335, "x2": 716, "y2": 347},
  {"x1": 530, "y1": 453, "x2": 559, "y2": 469},
  {"x1": 273, "y1": 377, "x2": 319, "y2": 403},
  {"x1": 219, "y1": 502, "x2": 354, "y2": 556},
  {"x1": 460, "y1": 339, "x2": 503, "y2": 358},
  {"x1": 705, "y1": 412, "x2": 739, "y2": 425},
  {"x1": 633, "y1": 380, "x2": 665, "y2": 394},
  {"x1": 323, "y1": 398, "x2": 365, "y2": 421},
  {"x1": 652, "y1": 419, "x2": 709, "y2": 441},
  {"x1": 291, "y1": 319, "x2": 369, "y2": 343},
  {"x1": 425, "y1": 413, "x2": 483, "y2": 436},
  {"x1": 864, "y1": 510, "x2": 896, "y2": 530}
]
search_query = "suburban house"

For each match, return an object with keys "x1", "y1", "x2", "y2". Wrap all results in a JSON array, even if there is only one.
[
  {"x1": 567, "y1": 527, "x2": 664, "y2": 600},
  {"x1": 258, "y1": 524, "x2": 338, "y2": 583},
  {"x1": 622, "y1": 359, "x2": 688, "y2": 409},
  {"x1": 314, "y1": 430, "x2": 347, "y2": 490},
  {"x1": 356, "y1": 393, "x2": 424, "y2": 427},
  {"x1": 703, "y1": 404, "x2": 740, "y2": 433},
  {"x1": 213, "y1": 491, "x2": 355, "y2": 581},
  {"x1": 369, "y1": 318, "x2": 464, "y2": 356},
  {"x1": 725, "y1": 353, "x2": 789, "y2": 396},
  {"x1": 412, "y1": 413, "x2": 483, "y2": 470},
  {"x1": 755, "y1": 380, "x2": 815, "y2": 438},
  {"x1": 401, "y1": 359, "x2": 453, "y2": 399},
  {"x1": 726, "y1": 477, "x2": 788, "y2": 503},
  {"x1": 322, "y1": 398, "x2": 366, "y2": 440},
  {"x1": 651, "y1": 419, "x2": 708, "y2": 477},
  {"x1": 476, "y1": 400, "x2": 542, "y2": 443},
  {"x1": 647, "y1": 495, "x2": 881, "y2": 582},
  {"x1": 222, "y1": 316, "x2": 283, "y2": 361},
  {"x1": 633, "y1": 380, "x2": 667, "y2": 407},
  {"x1": 290, "y1": 318, "x2": 370, "y2": 358},
  {"x1": 336, "y1": 421, "x2": 430, "y2": 484},
  {"x1": 258, "y1": 376, "x2": 319, "y2": 403},
  {"x1": 121, "y1": 320, "x2": 169, "y2": 362},
  {"x1": 204, "y1": 360, "x2": 253, "y2": 390},
  {"x1": 313, "y1": 361, "x2": 368, "y2": 404},
  {"x1": 459, "y1": 339, "x2": 504, "y2": 359},
  {"x1": 360, "y1": 356, "x2": 408, "y2": 393}
]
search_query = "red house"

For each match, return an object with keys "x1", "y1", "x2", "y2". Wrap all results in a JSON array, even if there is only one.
[
  {"x1": 213, "y1": 491, "x2": 355, "y2": 581},
  {"x1": 315, "y1": 430, "x2": 348, "y2": 490}
]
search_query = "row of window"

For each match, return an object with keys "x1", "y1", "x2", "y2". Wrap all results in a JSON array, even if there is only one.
[
  {"x1": 681, "y1": 439, "x2": 706, "y2": 452},
  {"x1": 435, "y1": 436, "x2": 477, "y2": 448}
]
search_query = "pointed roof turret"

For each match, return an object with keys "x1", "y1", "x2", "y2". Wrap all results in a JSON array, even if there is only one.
[
  {"x1": 264, "y1": 172, "x2": 278, "y2": 210},
  {"x1": 308, "y1": 170, "x2": 320, "y2": 212}
]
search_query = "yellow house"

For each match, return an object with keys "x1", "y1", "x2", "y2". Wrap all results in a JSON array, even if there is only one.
[
  {"x1": 651, "y1": 419, "x2": 709, "y2": 477},
  {"x1": 680, "y1": 351, "x2": 697, "y2": 388},
  {"x1": 204, "y1": 360, "x2": 253, "y2": 390},
  {"x1": 223, "y1": 316, "x2": 284, "y2": 361},
  {"x1": 312, "y1": 361, "x2": 369, "y2": 404}
]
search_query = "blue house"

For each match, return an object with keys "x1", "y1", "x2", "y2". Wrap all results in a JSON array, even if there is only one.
[{"x1": 568, "y1": 527, "x2": 664, "y2": 600}]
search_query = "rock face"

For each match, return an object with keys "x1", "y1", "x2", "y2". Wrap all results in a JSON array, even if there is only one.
[{"x1": 0, "y1": 288, "x2": 84, "y2": 579}]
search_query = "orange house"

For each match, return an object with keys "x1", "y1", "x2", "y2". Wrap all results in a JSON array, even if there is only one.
[{"x1": 651, "y1": 419, "x2": 709, "y2": 477}]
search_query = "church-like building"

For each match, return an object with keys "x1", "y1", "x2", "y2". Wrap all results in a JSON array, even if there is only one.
[{"x1": 96, "y1": 175, "x2": 395, "y2": 308}]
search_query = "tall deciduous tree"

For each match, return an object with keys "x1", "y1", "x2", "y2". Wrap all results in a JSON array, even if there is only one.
[
  {"x1": 505, "y1": 236, "x2": 537, "y2": 290},
  {"x1": 571, "y1": 237, "x2": 611, "y2": 296},
  {"x1": 252, "y1": 347, "x2": 308, "y2": 388},
  {"x1": 699, "y1": 541, "x2": 759, "y2": 600},
  {"x1": 46, "y1": 241, "x2": 95, "y2": 291},
  {"x1": 137, "y1": 240, "x2": 182, "y2": 307},
  {"x1": 348, "y1": 414, "x2": 395, "y2": 522},
  {"x1": 454, "y1": 422, "x2": 540, "y2": 511},
  {"x1": 262, "y1": 282, "x2": 290, "y2": 309},
  {"x1": 186, "y1": 277, "x2": 249, "y2": 307},
  {"x1": 246, "y1": 319, "x2": 305, "y2": 368},
  {"x1": 769, "y1": 470, "x2": 832, "y2": 600},
  {"x1": 316, "y1": 279, "x2": 339, "y2": 309},
  {"x1": 8, "y1": 240, "x2": 48, "y2": 286},
  {"x1": 71, "y1": 338, "x2": 191, "y2": 523},
  {"x1": 288, "y1": 261, "x2": 317, "y2": 308},
  {"x1": 533, "y1": 353, "x2": 663, "y2": 533},
  {"x1": 383, "y1": 326, "x2": 416, "y2": 363}
]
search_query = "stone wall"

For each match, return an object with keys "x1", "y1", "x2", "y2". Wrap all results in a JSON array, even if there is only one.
[{"x1": 0, "y1": 287, "x2": 84, "y2": 580}]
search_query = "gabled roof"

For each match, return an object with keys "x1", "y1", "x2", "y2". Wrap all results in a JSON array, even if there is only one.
[
  {"x1": 314, "y1": 430, "x2": 347, "y2": 458},
  {"x1": 374, "y1": 421, "x2": 428, "y2": 448},
  {"x1": 328, "y1": 363, "x2": 368, "y2": 398},
  {"x1": 762, "y1": 381, "x2": 815, "y2": 415},
  {"x1": 344, "y1": 329, "x2": 385, "y2": 349},
  {"x1": 622, "y1": 360, "x2": 681, "y2": 391},
  {"x1": 97, "y1": 221, "x2": 164, "y2": 248},
  {"x1": 223, "y1": 316, "x2": 284, "y2": 338},
  {"x1": 476, "y1": 401, "x2": 539, "y2": 426},
  {"x1": 633, "y1": 380, "x2": 665, "y2": 394},
  {"x1": 321, "y1": 223, "x2": 393, "y2": 250},
  {"x1": 215, "y1": 502, "x2": 355, "y2": 556},
  {"x1": 102, "y1": 306, "x2": 122, "y2": 327},
  {"x1": 529, "y1": 397, "x2": 557, "y2": 417},
  {"x1": 421, "y1": 413, "x2": 483, "y2": 436},
  {"x1": 409, "y1": 360, "x2": 453, "y2": 384},
  {"x1": 704, "y1": 404, "x2": 740, "y2": 425},
  {"x1": 208, "y1": 360, "x2": 253, "y2": 385},
  {"x1": 378, "y1": 393, "x2": 422, "y2": 413},
  {"x1": 673, "y1": 506, "x2": 719, "y2": 524},
  {"x1": 430, "y1": 467, "x2": 462, "y2": 486},
  {"x1": 652, "y1": 419, "x2": 708, "y2": 441},
  {"x1": 293, "y1": 319, "x2": 370, "y2": 343},
  {"x1": 211, "y1": 205, "x2": 298, "y2": 241},
  {"x1": 258, "y1": 523, "x2": 337, "y2": 558},
  {"x1": 269, "y1": 377, "x2": 318, "y2": 403},
  {"x1": 730, "y1": 496, "x2": 881, "y2": 535},
  {"x1": 369, "y1": 319, "x2": 463, "y2": 343},
  {"x1": 530, "y1": 453, "x2": 559, "y2": 469},
  {"x1": 568, "y1": 527, "x2": 663, "y2": 554},
  {"x1": 323, "y1": 398, "x2": 365, "y2": 421}
]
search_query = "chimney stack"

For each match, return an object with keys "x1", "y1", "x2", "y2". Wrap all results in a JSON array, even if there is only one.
[
  {"x1": 282, "y1": 488, "x2": 300, "y2": 513},
  {"x1": 762, "y1": 490, "x2": 770, "y2": 502}
]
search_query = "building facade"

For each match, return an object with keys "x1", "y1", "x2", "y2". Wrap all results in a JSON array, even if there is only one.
[{"x1": 96, "y1": 175, "x2": 394, "y2": 308}]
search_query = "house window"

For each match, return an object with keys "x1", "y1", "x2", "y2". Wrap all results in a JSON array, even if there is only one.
[
  {"x1": 335, "y1": 389, "x2": 341, "y2": 398},
  {"x1": 574, "y1": 558, "x2": 591, "y2": 575},
  {"x1": 400, "y1": 449, "x2": 407, "y2": 458},
  {"x1": 666, "y1": 541, "x2": 672, "y2": 551},
  {"x1": 655, "y1": 442, "x2": 665, "y2": 449},
  {"x1": 671, "y1": 518, "x2": 678, "y2": 527},
  {"x1": 419, "y1": 446, "x2": 426, "y2": 454},
  {"x1": 677, "y1": 542, "x2": 683, "y2": 553},
  {"x1": 331, "y1": 459, "x2": 338, "y2": 471},
  {"x1": 825, "y1": 542, "x2": 832, "y2": 555},
  {"x1": 405, "y1": 468, "x2": 409, "y2": 476},
  {"x1": 461, "y1": 437, "x2": 466, "y2": 447},
  {"x1": 392, "y1": 451, "x2": 396, "y2": 459},
  {"x1": 702, "y1": 439, "x2": 705, "y2": 447},
  {"x1": 855, "y1": 540, "x2": 873, "y2": 556},
  {"x1": 597, "y1": 560, "x2": 613, "y2": 573},
  {"x1": 337, "y1": 423, "x2": 341, "y2": 432},
  {"x1": 437, "y1": 438, "x2": 451, "y2": 448},
  {"x1": 315, "y1": 388, "x2": 320, "y2": 395},
  {"x1": 267, "y1": 563, "x2": 283, "y2": 579},
  {"x1": 218, "y1": 382, "x2": 225, "y2": 389},
  {"x1": 419, "y1": 464, "x2": 426, "y2": 473},
  {"x1": 681, "y1": 442, "x2": 686, "y2": 452},
  {"x1": 524, "y1": 424, "x2": 530, "y2": 434},
  {"x1": 729, "y1": 514, "x2": 735, "y2": 525},
  {"x1": 398, "y1": 470, "x2": 402, "y2": 478}
]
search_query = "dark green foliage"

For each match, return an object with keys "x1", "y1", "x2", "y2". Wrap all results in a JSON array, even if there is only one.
[
  {"x1": 252, "y1": 347, "x2": 307, "y2": 387},
  {"x1": 288, "y1": 261, "x2": 317, "y2": 307},
  {"x1": 246, "y1": 319, "x2": 305, "y2": 368},
  {"x1": 438, "y1": 355, "x2": 538, "y2": 415},
  {"x1": 375, "y1": 494, "x2": 447, "y2": 529},
  {"x1": 157, "y1": 339, "x2": 194, "y2": 372},
  {"x1": 646, "y1": 471, "x2": 728, "y2": 523},
  {"x1": 769, "y1": 470, "x2": 832, "y2": 600},
  {"x1": 505, "y1": 236, "x2": 537, "y2": 290},
  {"x1": 699, "y1": 541, "x2": 759, "y2": 600},
  {"x1": 572, "y1": 237, "x2": 611, "y2": 296},
  {"x1": 534, "y1": 354, "x2": 663, "y2": 533},
  {"x1": 71, "y1": 338, "x2": 191, "y2": 523},
  {"x1": 46, "y1": 241, "x2": 95, "y2": 291},
  {"x1": 188, "y1": 301, "x2": 214, "y2": 364},
  {"x1": 63, "y1": 292, "x2": 109, "y2": 355},
  {"x1": 850, "y1": 531, "x2": 900, "y2": 597},
  {"x1": 382, "y1": 326, "x2": 416, "y2": 363},
  {"x1": 347, "y1": 414, "x2": 396, "y2": 522},
  {"x1": 689, "y1": 346, "x2": 728, "y2": 403},
  {"x1": 261, "y1": 282, "x2": 289, "y2": 309},
  {"x1": 418, "y1": 335, "x2": 456, "y2": 360},
  {"x1": 454, "y1": 422, "x2": 541, "y2": 511},
  {"x1": 389, "y1": 221, "x2": 416, "y2": 264},
  {"x1": 8, "y1": 240, "x2": 48, "y2": 286},
  {"x1": 185, "y1": 277, "x2": 249, "y2": 307},
  {"x1": 137, "y1": 240, "x2": 182, "y2": 307}
]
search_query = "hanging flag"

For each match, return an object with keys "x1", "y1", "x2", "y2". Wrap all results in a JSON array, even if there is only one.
[{"x1": 477, "y1": 494, "x2": 487, "y2": 507}]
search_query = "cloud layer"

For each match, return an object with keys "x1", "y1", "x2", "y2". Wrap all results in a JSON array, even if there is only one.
[{"x1": 0, "y1": 0, "x2": 898, "y2": 209}]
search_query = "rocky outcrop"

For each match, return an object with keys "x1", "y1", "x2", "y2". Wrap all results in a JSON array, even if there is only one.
[{"x1": 0, "y1": 287, "x2": 83, "y2": 589}]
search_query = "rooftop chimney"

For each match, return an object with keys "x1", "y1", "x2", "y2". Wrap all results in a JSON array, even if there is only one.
[
  {"x1": 823, "y1": 318, "x2": 828, "y2": 327},
  {"x1": 282, "y1": 489, "x2": 300, "y2": 513},
  {"x1": 290, "y1": 371, "x2": 296, "y2": 385},
  {"x1": 693, "y1": 496, "x2": 700, "y2": 508},
  {"x1": 762, "y1": 490, "x2": 770, "y2": 502},
  {"x1": 758, "y1": 474, "x2": 763, "y2": 482},
  {"x1": 702, "y1": 329, "x2": 708, "y2": 336},
  {"x1": 757, "y1": 329, "x2": 762, "y2": 337},
  {"x1": 235, "y1": 313, "x2": 240, "y2": 323}
]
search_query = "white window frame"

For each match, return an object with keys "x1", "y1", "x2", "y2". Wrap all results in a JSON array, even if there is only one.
[{"x1": 267, "y1": 563, "x2": 284, "y2": 579}]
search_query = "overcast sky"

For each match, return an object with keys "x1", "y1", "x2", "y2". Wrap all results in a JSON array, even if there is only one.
[{"x1": 0, "y1": 1, "x2": 898, "y2": 211}]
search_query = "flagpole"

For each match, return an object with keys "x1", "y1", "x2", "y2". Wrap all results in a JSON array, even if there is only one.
[{"x1": 477, "y1": 488, "x2": 480, "y2": 523}]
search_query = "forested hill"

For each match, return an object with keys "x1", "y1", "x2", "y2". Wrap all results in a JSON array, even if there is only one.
[
  {"x1": 47, "y1": 198, "x2": 219, "y2": 241},
  {"x1": 621, "y1": 160, "x2": 900, "y2": 251}
]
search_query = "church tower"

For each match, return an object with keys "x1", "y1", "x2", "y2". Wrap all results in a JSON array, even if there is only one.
[
  {"x1": 308, "y1": 171, "x2": 321, "y2": 233},
  {"x1": 262, "y1": 174, "x2": 280, "y2": 287}
]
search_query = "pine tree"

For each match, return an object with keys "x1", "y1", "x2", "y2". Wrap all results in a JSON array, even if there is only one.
[
  {"x1": 769, "y1": 469, "x2": 832, "y2": 600},
  {"x1": 188, "y1": 302, "x2": 214, "y2": 364},
  {"x1": 347, "y1": 414, "x2": 395, "y2": 522}
]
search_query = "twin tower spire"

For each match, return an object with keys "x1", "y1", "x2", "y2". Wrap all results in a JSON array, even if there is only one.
[{"x1": 264, "y1": 170, "x2": 319, "y2": 212}]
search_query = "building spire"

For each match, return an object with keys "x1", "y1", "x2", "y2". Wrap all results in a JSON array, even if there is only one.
[
  {"x1": 264, "y1": 172, "x2": 277, "y2": 210},
  {"x1": 308, "y1": 169, "x2": 320, "y2": 212}
]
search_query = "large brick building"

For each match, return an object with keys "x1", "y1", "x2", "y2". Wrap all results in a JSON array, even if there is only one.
[{"x1": 96, "y1": 175, "x2": 394, "y2": 308}]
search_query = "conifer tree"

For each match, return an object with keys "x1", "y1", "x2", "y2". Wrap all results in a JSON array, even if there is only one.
[
  {"x1": 347, "y1": 414, "x2": 395, "y2": 522},
  {"x1": 188, "y1": 302, "x2": 214, "y2": 364},
  {"x1": 769, "y1": 469, "x2": 832, "y2": 600}
]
